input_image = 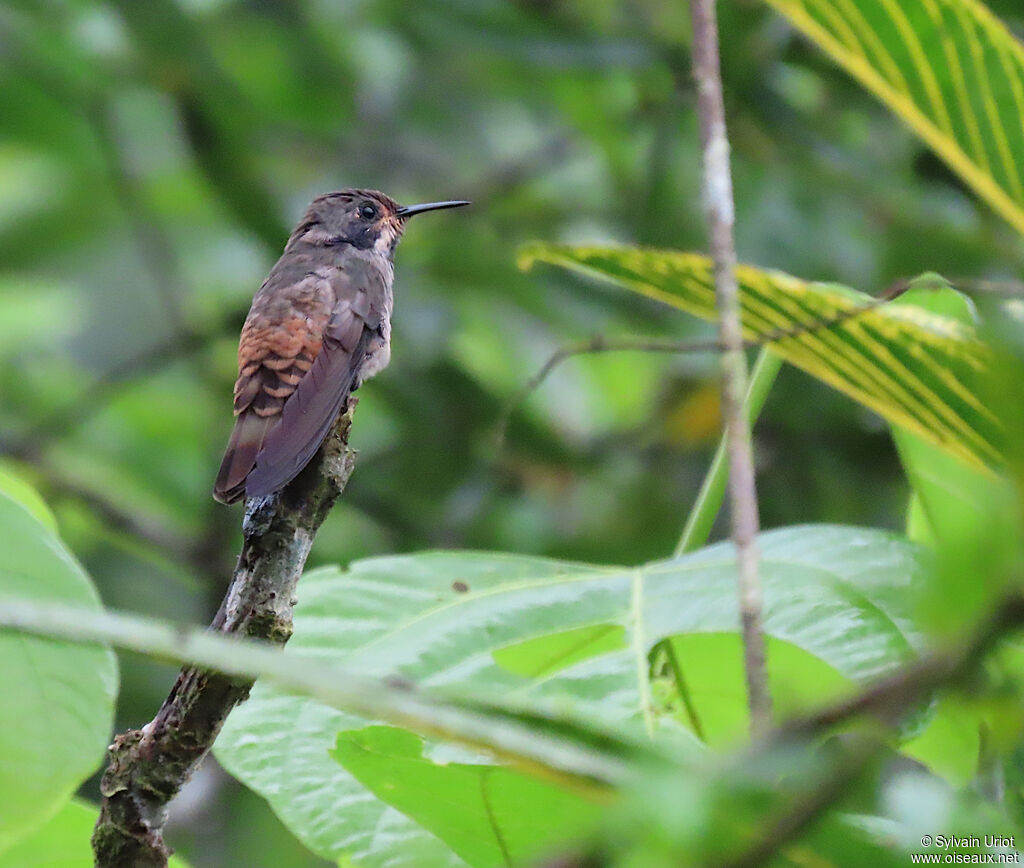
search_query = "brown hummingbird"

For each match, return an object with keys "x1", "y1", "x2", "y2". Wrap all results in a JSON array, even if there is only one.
[{"x1": 213, "y1": 189, "x2": 469, "y2": 504}]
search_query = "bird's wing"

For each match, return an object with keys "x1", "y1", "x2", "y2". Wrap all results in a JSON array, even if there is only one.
[
  {"x1": 212, "y1": 283, "x2": 329, "y2": 503},
  {"x1": 236, "y1": 266, "x2": 384, "y2": 500}
]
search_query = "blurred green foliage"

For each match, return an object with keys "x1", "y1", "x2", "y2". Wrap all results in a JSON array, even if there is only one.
[{"x1": 4, "y1": 0, "x2": 1024, "y2": 865}]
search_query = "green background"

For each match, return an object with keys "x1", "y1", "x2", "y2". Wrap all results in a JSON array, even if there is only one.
[{"x1": 3, "y1": 0, "x2": 1024, "y2": 864}]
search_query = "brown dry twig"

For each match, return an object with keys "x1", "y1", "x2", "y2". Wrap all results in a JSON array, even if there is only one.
[{"x1": 690, "y1": 0, "x2": 772, "y2": 737}]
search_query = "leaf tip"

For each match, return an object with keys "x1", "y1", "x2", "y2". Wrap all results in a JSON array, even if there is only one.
[{"x1": 516, "y1": 242, "x2": 544, "y2": 273}]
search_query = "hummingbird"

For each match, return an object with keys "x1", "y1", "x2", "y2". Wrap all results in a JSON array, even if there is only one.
[{"x1": 213, "y1": 189, "x2": 469, "y2": 504}]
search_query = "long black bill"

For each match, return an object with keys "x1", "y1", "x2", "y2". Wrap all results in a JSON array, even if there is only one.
[{"x1": 396, "y1": 199, "x2": 471, "y2": 218}]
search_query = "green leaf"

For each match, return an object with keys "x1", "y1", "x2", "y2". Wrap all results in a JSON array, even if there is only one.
[
  {"x1": 763, "y1": 0, "x2": 1024, "y2": 237},
  {"x1": 216, "y1": 526, "x2": 928, "y2": 866},
  {"x1": 889, "y1": 285, "x2": 1015, "y2": 785},
  {"x1": 332, "y1": 726, "x2": 601, "y2": 868},
  {"x1": 654, "y1": 634, "x2": 853, "y2": 748},
  {"x1": 0, "y1": 489, "x2": 117, "y2": 854},
  {"x1": 493, "y1": 624, "x2": 627, "y2": 678},
  {"x1": 676, "y1": 348, "x2": 784, "y2": 555},
  {"x1": 900, "y1": 698, "x2": 981, "y2": 785},
  {"x1": 890, "y1": 283, "x2": 1022, "y2": 632},
  {"x1": 0, "y1": 464, "x2": 56, "y2": 532},
  {"x1": 0, "y1": 799, "x2": 190, "y2": 868},
  {"x1": 895, "y1": 427, "x2": 1020, "y2": 629},
  {"x1": 519, "y1": 246, "x2": 999, "y2": 471}
]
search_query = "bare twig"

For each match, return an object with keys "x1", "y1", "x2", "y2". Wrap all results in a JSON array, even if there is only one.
[
  {"x1": 0, "y1": 326, "x2": 225, "y2": 463},
  {"x1": 690, "y1": 0, "x2": 771, "y2": 735},
  {"x1": 24, "y1": 461, "x2": 194, "y2": 560},
  {"x1": 493, "y1": 335, "x2": 723, "y2": 449},
  {"x1": 716, "y1": 734, "x2": 879, "y2": 868},
  {"x1": 492, "y1": 277, "x2": 912, "y2": 452},
  {"x1": 781, "y1": 591, "x2": 1024, "y2": 738},
  {"x1": 91, "y1": 402, "x2": 360, "y2": 867}
]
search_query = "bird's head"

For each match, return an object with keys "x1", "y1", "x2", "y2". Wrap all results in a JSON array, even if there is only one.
[{"x1": 289, "y1": 189, "x2": 469, "y2": 259}]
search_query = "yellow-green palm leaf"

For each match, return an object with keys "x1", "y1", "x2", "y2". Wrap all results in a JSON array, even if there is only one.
[
  {"x1": 519, "y1": 243, "x2": 1000, "y2": 469},
  {"x1": 764, "y1": 0, "x2": 1024, "y2": 236}
]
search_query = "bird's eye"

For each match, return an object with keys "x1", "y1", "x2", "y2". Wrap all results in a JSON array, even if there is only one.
[{"x1": 359, "y1": 204, "x2": 377, "y2": 220}]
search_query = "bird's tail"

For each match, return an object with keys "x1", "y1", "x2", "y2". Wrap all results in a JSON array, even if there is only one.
[{"x1": 212, "y1": 412, "x2": 276, "y2": 504}]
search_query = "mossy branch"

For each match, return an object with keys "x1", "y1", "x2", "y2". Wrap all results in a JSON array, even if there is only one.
[{"x1": 91, "y1": 404, "x2": 359, "y2": 868}]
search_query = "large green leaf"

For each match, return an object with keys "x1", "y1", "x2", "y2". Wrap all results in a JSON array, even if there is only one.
[
  {"x1": 0, "y1": 487, "x2": 117, "y2": 854},
  {"x1": 216, "y1": 525, "x2": 929, "y2": 867},
  {"x1": 0, "y1": 465, "x2": 57, "y2": 532},
  {"x1": 652, "y1": 633, "x2": 853, "y2": 748},
  {"x1": 763, "y1": 0, "x2": 1024, "y2": 237},
  {"x1": 332, "y1": 726, "x2": 602, "y2": 868},
  {"x1": 891, "y1": 283, "x2": 1022, "y2": 629},
  {"x1": 520, "y1": 246, "x2": 999, "y2": 469},
  {"x1": 887, "y1": 286, "x2": 1021, "y2": 784}
]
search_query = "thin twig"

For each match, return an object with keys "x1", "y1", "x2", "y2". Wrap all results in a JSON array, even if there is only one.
[
  {"x1": 25, "y1": 461, "x2": 194, "y2": 561},
  {"x1": 716, "y1": 735, "x2": 879, "y2": 868},
  {"x1": 493, "y1": 278, "x2": 911, "y2": 452},
  {"x1": 0, "y1": 327, "x2": 223, "y2": 462},
  {"x1": 493, "y1": 335, "x2": 723, "y2": 450},
  {"x1": 690, "y1": 0, "x2": 771, "y2": 735},
  {"x1": 533, "y1": 589, "x2": 1024, "y2": 868},
  {"x1": 780, "y1": 590, "x2": 1024, "y2": 738},
  {"x1": 718, "y1": 590, "x2": 1024, "y2": 868}
]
